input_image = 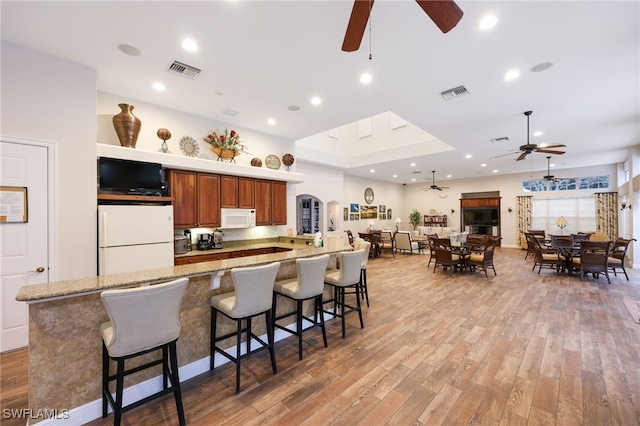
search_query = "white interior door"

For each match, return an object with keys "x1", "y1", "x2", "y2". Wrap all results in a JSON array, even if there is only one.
[{"x1": 0, "y1": 140, "x2": 49, "y2": 352}]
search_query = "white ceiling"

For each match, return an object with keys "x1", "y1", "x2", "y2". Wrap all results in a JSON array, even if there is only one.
[{"x1": 2, "y1": 1, "x2": 639, "y2": 184}]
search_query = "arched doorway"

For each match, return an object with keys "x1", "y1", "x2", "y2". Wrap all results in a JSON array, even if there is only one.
[{"x1": 296, "y1": 194, "x2": 322, "y2": 235}]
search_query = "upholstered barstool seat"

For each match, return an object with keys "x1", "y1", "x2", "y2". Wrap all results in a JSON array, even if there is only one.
[
  {"x1": 210, "y1": 262, "x2": 281, "y2": 393},
  {"x1": 101, "y1": 277, "x2": 189, "y2": 426},
  {"x1": 352, "y1": 238, "x2": 372, "y2": 307},
  {"x1": 273, "y1": 254, "x2": 330, "y2": 360},
  {"x1": 323, "y1": 250, "x2": 365, "y2": 338}
]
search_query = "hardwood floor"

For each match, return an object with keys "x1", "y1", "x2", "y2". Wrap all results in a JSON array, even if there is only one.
[{"x1": 3, "y1": 247, "x2": 640, "y2": 425}]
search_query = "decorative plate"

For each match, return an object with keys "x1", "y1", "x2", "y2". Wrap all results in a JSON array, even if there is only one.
[
  {"x1": 364, "y1": 187, "x2": 374, "y2": 204},
  {"x1": 429, "y1": 209, "x2": 437, "y2": 215},
  {"x1": 265, "y1": 154, "x2": 281, "y2": 170},
  {"x1": 179, "y1": 136, "x2": 200, "y2": 157}
]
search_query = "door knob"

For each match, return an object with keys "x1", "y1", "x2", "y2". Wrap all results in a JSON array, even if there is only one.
[{"x1": 29, "y1": 267, "x2": 45, "y2": 273}]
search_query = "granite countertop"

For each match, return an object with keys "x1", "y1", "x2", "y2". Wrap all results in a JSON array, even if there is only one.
[
  {"x1": 16, "y1": 238, "x2": 350, "y2": 303},
  {"x1": 175, "y1": 240, "x2": 313, "y2": 258}
]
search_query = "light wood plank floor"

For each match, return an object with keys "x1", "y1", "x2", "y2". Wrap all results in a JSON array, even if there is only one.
[{"x1": 3, "y1": 247, "x2": 640, "y2": 425}]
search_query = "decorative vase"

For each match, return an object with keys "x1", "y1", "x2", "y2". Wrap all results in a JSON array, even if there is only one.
[
  {"x1": 250, "y1": 158, "x2": 262, "y2": 167},
  {"x1": 210, "y1": 146, "x2": 240, "y2": 163},
  {"x1": 112, "y1": 104, "x2": 141, "y2": 148}
]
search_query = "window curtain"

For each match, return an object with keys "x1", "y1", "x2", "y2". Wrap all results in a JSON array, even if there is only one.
[
  {"x1": 595, "y1": 192, "x2": 618, "y2": 240},
  {"x1": 516, "y1": 196, "x2": 533, "y2": 248}
]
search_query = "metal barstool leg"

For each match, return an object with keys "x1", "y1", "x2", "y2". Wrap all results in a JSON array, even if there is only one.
[
  {"x1": 317, "y1": 295, "x2": 328, "y2": 348},
  {"x1": 266, "y1": 310, "x2": 277, "y2": 374},
  {"x1": 296, "y1": 300, "x2": 303, "y2": 360},
  {"x1": 169, "y1": 342, "x2": 186, "y2": 425},
  {"x1": 210, "y1": 307, "x2": 217, "y2": 371},
  {"x1": 114, "y1": 359, "x2": 125, "y2": 426},
  {"x1": 102, "y1": 344, "x2": 109, "y2": 418},
  {"x1": 235, "y1": 319, "x2": 242, "y2": 393}
]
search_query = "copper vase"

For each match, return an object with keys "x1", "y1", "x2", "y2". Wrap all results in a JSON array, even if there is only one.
[{"x1": 112, "y1": 103, "x2": 141, "y2": 148}]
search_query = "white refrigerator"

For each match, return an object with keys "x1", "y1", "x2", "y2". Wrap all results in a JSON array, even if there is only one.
[{"x1": 98, "y1": 205, "x2": 175, "y2": 275}]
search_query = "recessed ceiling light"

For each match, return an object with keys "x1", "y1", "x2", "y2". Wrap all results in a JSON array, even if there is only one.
[
  {"x1": 550, "y1": 163, "x2": 556, "y2": 167},
  {"x1": 533, "y1": 131, "x2": 543, "y2": 137},
  {"x1": 152, "y1": 82, "x2": 166, "y2": 91},
  {"x1": 479, "y1": 15, "x2": 498, "y2": 30},
  {"x1": 369, "y1": 169, "x2": 375, "y2": 173},
  {"x1": 465, "y1": 154, "x2": 472, "y2": 159},
  {"x1": 481, "y1": 163, "x2": 487, "y2": 167},
  {"x1": 531, "y1": 62, "x2": 553, "y2": 73},
  {"x1": 360, "y1": 73, "x2": 372, "y2": 84},
  {"x1": 117, "y1": 44, "x2": 141, "y2": 56},
  {"x1": 310, "y1": 97, "x2": 322, "y2": 106},
  {"x1": 492, "y1": 169, "x2": 498, "y2": 173},
  {"x1": 267, "y1": 118, "x2": 276, "y2": 125},
  {"x1": 393, "y1": 174, "x2": 398, "y2": 178},
  {"x1": 504, "y1": 70, "x2": 520, "y2": 80},
  {"x1": 447, "y1": 175, "x2": 452, "y2": 178},
  {"x1": 411, "y1": 178, "x2": 416, "y2": 182},
  {"x1": 288, "y1": 105, "x2": 301, "y2": 111},
  {"x1": 181, "y1": 39, "x2": 198, "y2": 52},
  {"x1": 410, "y1": 163, "x2": 416, "y2": 167}
]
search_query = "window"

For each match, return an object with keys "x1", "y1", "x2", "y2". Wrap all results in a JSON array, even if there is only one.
[{"x1": 531, "y1": 197, "x2": 596, "y2": 235}]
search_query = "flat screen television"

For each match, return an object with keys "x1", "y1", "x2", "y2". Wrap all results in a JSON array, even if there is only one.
[
  {"x1": 98, "y1": 157, "x2": 165, "y2": 196},
  {"x1": 463, "y1": 207, "x2": 498, "y2": 225}
]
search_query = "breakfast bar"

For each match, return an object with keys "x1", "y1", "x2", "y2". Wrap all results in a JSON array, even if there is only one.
[{"x1": 15, "y1": 237, "x2": 349, "y2": 421}]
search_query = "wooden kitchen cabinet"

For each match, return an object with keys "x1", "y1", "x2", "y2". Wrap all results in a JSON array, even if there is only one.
[
  {"x1": 169, "y1": 170, "x2": 221, "y2": 228},
  {"x1": 220, "y1": 176, "x2": 254, "y2": 208},
  {"x1": 255, "y1": 179, "x2": 287, "y2": 225}
]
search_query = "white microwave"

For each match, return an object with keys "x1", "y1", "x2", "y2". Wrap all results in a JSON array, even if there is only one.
[{"x1": 221, "y1": 208, "x2": 256, "y2": 229}]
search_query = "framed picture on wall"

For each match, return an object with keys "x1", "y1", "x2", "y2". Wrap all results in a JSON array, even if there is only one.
[
  {"x1": 350, "y1": 203, "x2": 359, "y2": 213},
  {"x1": 379, "y1": 204, "x2": 386, "y2": 214},
  {"x1": 360, "y1": 205, "x2": 377, "y2": 219},
  {"x1": 387, "y1": 208, "x2": 393, "y2": 220},
  {"x1": 350, "y1": 213, "x2": 359, "y2": 221},
  {"x1": 343, "y1": 207, "x2": 348, "y2": 221}
]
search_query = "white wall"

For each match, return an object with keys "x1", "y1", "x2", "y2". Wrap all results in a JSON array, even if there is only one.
[
  {"x1": 1, "y1": 41, "x2": 97, "y2": 280},
  {"x1": 343, "y1": 174, "x2": 405, "y2": 234},
  {"x1": 402, "y1": 163, "x2": 617, "y2": 248}
]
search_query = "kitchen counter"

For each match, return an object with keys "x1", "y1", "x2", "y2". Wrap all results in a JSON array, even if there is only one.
[
  {"x1": 17, "y1": 239, "x2": 339, "y2": 303},
  {"x1": 17, "y1": 235, "x2": 349, "y2": 423}
]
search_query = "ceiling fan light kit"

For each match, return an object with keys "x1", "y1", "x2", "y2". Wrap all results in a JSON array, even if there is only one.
[{"x1": 423, "y1": 170, "x2": 449, "y2": 191}]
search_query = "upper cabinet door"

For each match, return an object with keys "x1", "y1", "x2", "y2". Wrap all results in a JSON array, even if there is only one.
[
  {"x1": 255, "y1": 179, "x2": 272, "y2": 225},
  {"x1": 197, "y1": 173, "x2": 221, "y2": 227},
  {"x1": 170, "y1": 170, "x2": 197, "y2": 227},
  {"x1": 220, "y1": 176, "x2": 254, "y2": 208},
  {"x1": 271, "y1": 181, "x2": 287, "y2": 225},
  {"x1": 238, "y1": 177, "x2": 255, "y2": 208}
]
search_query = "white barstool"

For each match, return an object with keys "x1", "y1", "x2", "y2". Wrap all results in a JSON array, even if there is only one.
[
  {"x1": 210, "y1": 262, "x2": 281, "y2": 393},
  {"x1": 323, "y1": 250, "x2": 365, "y2": 338},
  {"x1": 101, "y1": 277, "x2": 189, "y2": 426},
  {"x1": 353, "y1": 238, "x2": 371, "y2": 307},
  {"x1": 272, "y1": 254, "x2": 330, "y2": 360}
]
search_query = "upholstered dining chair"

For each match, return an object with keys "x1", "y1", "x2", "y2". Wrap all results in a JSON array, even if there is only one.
[
  {"x1": 608, "y1": 237, "x2": 636, "y2": 280},
  {"x1": 210, "y1": 262, "x2": 281, "y2": 393},
  {"x1": 530, "y1": 235, "x2": 565, "y2": 274},
  {"x1": 467, "y1": 238, "x2": 498, "y2": 278},
  {"x1": 323, "y1": 250, "x2": 365, "y2": 338},
  {"x1": 101, "y1": 277, "x2": 189, "y2": 426},
  {"x1": 571, "y1": 241, "x2": 612, "y2": 284},
  {"x1": 272, "y1": 254, "x2": 330, "y2": 360}
]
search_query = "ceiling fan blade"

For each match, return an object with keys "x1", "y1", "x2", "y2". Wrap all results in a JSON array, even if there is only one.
[
  {"x1": 516, "y1": 152, "x2": 529, "y2": 161},
  {"x1": 491, "y1": 151, "x2": 520, "y2": 159},
  {"x1": 436, "y1": 187, "x2": 443, "y2": 191},
  {"x1": 536, "y1": 149, "x2": 565, "y2": 155},
  {"x1": 342, "y1": 0, "x2": 373, "y2": 52},
  {"x1": 439, "y1": 186, "x2": 450, "y2": 189},
  {"x1": 415, "y1": 0, "x2": 463, "y2": 33},
  {"x1": 542, "y1": 144, "x2": 566, "y2": 149}
]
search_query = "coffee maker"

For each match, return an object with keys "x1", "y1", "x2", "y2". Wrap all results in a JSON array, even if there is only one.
[
  {"x1": 197, "y1": 233, "x2": 212, "y2": 250},
  {"x1": 212, "y1": 229, "x2": 224, "y2": 249},
  {"x1": 183, "y1": 229, "x2": 192, "y2": 251}
]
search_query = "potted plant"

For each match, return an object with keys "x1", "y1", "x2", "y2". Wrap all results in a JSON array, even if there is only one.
[{"x1": 409, "y1": 209, "x2": 422, "y2": 232}]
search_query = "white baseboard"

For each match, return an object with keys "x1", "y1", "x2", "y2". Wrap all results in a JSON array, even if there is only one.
[{"x1": 30, "y1": 317, "x2": 324, "y2": 425}]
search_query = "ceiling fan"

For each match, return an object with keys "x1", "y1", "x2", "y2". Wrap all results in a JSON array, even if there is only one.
[
  {"x1": 342, "y1": 0, "x2": 464, "y2": 52},
  {"x1": 495, "y1": 111, "x2": 566, "y2": 161},
  {"x1": 422, "y1": 171, "x2": 449, "y2": 191},
  {"x1": 542, "y1": 156, "x2": 569, "y2": 182}
]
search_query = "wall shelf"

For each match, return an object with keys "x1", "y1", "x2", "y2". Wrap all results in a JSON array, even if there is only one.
[{"x1": 97, "y1": 144, "x2": 305, "y2": 184}]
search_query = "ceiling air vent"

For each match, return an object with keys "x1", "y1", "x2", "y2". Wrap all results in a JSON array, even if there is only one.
[
  {"x1": 491, "y1": 137, "x2": 510, "y2": 143},
  {"x1": 440, "y1": 85, "x2": 469, "y2": 100},
  {"x1": 166, "y1": 61, "x2": 201, "y2": 80}
]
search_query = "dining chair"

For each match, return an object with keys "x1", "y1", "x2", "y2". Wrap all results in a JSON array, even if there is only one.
[
  {"x1": 571, "y1": 241, "x2": 612, "y2": 284},
  {"x1": 432, "y1": 239, "x2": 464, "y2": 276},
  {"x1": 344, "y1": 230, "x2": 355, "y2": 247},
  {"x1": 379, "y1": 231, "x2": 395, "y2": 258},
  {"x1": 467, "y1": 238, "x2": 497, "y2": 277},
  {"x1": 530, "y1": 235, "x2": 565, "y2": 274},
  {"x1": 608, "y1": 237, "x2": 636, "y2": 280}
]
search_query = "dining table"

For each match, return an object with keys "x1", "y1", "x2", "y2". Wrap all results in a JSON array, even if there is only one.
[{"x1": 358, "y1": 231, "x2": 382, "y2": 258}]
